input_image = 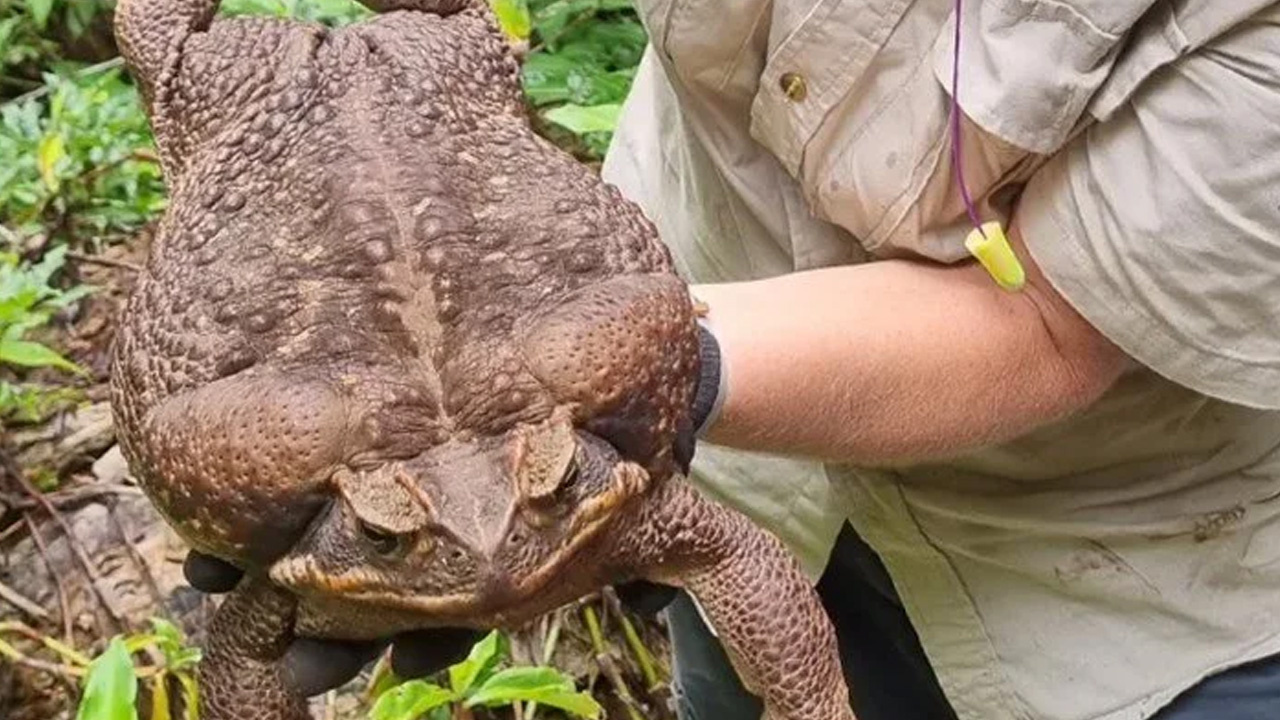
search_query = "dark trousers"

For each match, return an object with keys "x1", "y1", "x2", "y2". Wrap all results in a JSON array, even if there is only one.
[{"x1": 667, "y1": 522, "x2": 1280, "y2": 720}]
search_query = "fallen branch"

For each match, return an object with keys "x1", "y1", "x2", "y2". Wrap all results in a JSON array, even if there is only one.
[
  {"x1": 2, "y1": 57, "x2": 125, "y2": 108},
  {"x1": 65, "y1": 250, "x2": 143, "y2": 274},
  {"x1": 2, "y1": 451, "x2": 130, "y2": 633},
  {"x1": 0, "y1": 482, "x2": 144, "y2": 514},
  {"x1": 25, "y1": 513, "x2": 74, "y2": 643},
  {"x1": 0, "y1": 578, "x2": 50, "y2": 622},
  {"x1": 109, "y1": 504, "x2": 165, "y2": 608}
]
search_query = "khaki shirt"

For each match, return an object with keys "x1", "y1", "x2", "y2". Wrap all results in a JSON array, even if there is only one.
[{"x1": 599, "y1": 2, "x2": 1280, "y2": 719}]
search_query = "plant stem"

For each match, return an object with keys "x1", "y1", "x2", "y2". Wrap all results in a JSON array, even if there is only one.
[
  {"x1": 0, "y1": 636, "x2": 85, "y2": 678},
  {"x1": 0, "y1": 620, "x2": 92, "y2": 666},
  {"x1": 523, "y1": 610, "x2": 567, "y2": 720},
  {"x1": 542, "y1": 612, "x2": 563, "y2": 665},
  {"x1": 1, "y1": 57, "x2": 125, "y2": 108},
  {"x1": 582, "y1": 603, "x2": 647, "y2": 720},
  {"x1": 617, "y1": 609, "x2": 661, "y2": 690},
  {"x1": 583, "y1": 604, "x2": 605, "y2": 655}
]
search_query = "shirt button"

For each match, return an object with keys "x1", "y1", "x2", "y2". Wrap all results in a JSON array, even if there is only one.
[{"x1": 780, "y1": 72, "x2": 807, "y2": 102}]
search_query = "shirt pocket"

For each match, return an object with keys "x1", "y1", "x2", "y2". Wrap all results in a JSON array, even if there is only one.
[
  {"x1": 646, "y1": 0, "x2": 775, "y2": 103},
  {"x1": 745, "y1": 0, "x2": 915, "y2": 180},
  {"x1": 747, "y1": 1, "x2": 1042, "y2": 259},
  {"x1": 744, "y1": 0, "x2": 988, "y2": 256}
]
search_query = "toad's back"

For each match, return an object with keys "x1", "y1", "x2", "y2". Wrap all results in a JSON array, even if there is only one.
[{"x1": 109, "y1": 9, "x2": 681, "y2": 563}]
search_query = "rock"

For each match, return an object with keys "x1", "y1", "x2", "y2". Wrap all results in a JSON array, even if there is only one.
[
  {"x1": 91, "y1": 445, "x2": 131, "y2": 485},
  {"x1": 12, "y1": 402, "x2": 116, "y2": 479}
]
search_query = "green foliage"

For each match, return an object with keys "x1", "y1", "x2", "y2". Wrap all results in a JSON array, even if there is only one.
[
  {"x1": 75, "y1": 619, "x2": 203, "y2": 720},
  {"x1": 371, "y1": 630, "x2": 602, "y2": 720},
  {"x1": 0, "y1": 378, "x2": 78, "y2": 423},
  {"x1": 0, "y1": 245, "x2": 90, "y2": 366},
  {"x1": 76, "y1": 637, "x2": 139, "y2": 720},
  {"x1": 0, "y1": 244, "x2": 89, "y2": 421},
  {"x1": 219, "y1": 0, "x2": 372, "y2": 25},
  {"x1": 466, "y1": 667, "x2": 604, "y2": 716},
  {"x1": 0, "y1": 0, "x2": 115, "y2": 81},
  {"x1": 70, "y1": 626, "x2": 598, "y2": 720},
  {"x1": 514, "y1": 0, "x2": 647, "y2": 160},
  {"x1": 448, "y1": 629, "x2": 507, "y2": 695},
  {"x1": 0, "y1": 67, "x2": 165, "y2": 245},
  {"x1": 543, "y1": 102, "x2": 621, "y2": 134},
  {"x1": 0, "y1": 245, "x2": 90, "y2": 424}
]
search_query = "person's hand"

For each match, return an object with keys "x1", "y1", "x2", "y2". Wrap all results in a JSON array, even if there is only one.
[
  {"x1": 183, "y1": 551, "x2": 485, "y2": 695},
  {"x1": 183, "y1": 553, "x2": 679, "y2": 696}
]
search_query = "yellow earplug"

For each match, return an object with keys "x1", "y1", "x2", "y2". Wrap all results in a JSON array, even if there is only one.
[{"x1": 965, "y1": 221, "x2": 1025, "y2": 292}]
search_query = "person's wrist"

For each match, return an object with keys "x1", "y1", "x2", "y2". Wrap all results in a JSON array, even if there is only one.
[{"x1": 690, "y1": 320, "x2": 725, "y2": 438}]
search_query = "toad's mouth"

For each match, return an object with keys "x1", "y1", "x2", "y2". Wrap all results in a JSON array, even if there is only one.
[{"x1": 268, "y1": 461, "x2": 652, "y2": 620}]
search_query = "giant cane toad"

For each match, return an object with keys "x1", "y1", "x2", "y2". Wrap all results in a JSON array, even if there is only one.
[{"x1": 108, "y1": 1, "x2": 854, "y2": 718}]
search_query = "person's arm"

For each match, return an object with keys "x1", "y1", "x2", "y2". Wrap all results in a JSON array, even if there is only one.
[{"x1": 693, "y1": 219, "x2": 1130, "y2": 465}]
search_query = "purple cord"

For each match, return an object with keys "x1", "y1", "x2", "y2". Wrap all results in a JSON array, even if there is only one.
[{"x1": 950, "y1": 0, "x2": 986, "y2": 237}]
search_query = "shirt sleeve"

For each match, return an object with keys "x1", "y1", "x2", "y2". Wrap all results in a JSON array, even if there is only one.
[{"x1": 1017, "y1": 7, "x2": 1280, "y2": 409}]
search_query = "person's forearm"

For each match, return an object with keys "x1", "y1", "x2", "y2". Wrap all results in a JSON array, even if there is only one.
[{"x1": 692, "y1": 224, "x2": 1129, "y2": 465}]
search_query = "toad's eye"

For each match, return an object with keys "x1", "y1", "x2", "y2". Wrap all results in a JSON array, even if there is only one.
[{"x1": 358, "y1": 521, "x2": 401, "y2": 556}]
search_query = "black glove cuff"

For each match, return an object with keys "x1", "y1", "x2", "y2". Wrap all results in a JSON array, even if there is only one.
[{"x1": 690, "y1": 322, "x2": 724, "y2": 438}]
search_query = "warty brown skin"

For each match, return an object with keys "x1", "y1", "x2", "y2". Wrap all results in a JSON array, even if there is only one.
[{"x1": 108, "y1": 1, "x2": 856, "y2": 718}]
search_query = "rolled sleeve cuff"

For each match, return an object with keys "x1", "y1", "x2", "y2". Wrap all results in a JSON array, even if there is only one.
[{"x1": 1020, "y1": 154, "x2": 1280, "y2": 411}]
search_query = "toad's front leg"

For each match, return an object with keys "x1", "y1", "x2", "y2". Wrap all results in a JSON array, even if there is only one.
[
  {"x1": 618, "y1": 479, "x2": 856, "y2": 720},
  {"x1": 199, "y1": 576, "x2": 311, "y2": 720}
]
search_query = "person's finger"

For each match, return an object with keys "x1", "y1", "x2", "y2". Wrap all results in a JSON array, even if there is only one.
[
  {"x1": 282, "y1": 637, "x2": 388, "y2": 697},
  {"x1": 182, "y1": 551, "x2": 244, "y2": 593},
  {"x1": 389, "y1": 628, "x2": 485, "y2": 679}
]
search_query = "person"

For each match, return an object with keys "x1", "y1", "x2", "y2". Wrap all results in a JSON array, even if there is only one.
[{"x1": 186, "y1": 1, "x2": 1280, "y2": 718}]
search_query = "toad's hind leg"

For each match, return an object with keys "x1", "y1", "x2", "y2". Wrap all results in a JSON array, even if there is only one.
[
  {"x1": 199, "y1": 577, "x2": 311, "y2": 720},
  {"x1": 620, "y1": 480, "x2": 856, "y2": 720}
]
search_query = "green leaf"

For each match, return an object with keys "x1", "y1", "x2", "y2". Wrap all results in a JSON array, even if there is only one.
[
  {"x1": 37, "y1": 132, "x2": 64, "y2": 192},
  {"x1": 491, "y1": 0, "x2": 532, "y2": 40},
  {"x1": 367, "y1": 657, "x2": 403, "y2": 702},
  {"x1": 521, "y1": 52, "x2": 580, "y2": 105},
  {"x1": 66, "y1": 0, "x2": 101, "y2": 37},
  {"x1": 543, "y1": 103, "x2": 622, "y2": 134},
  {"x1": 76, "y1": 636, "x2": 139, "y2": 720},
  {"x1": 465, "y1": 667, "x2": 602, "y2": 718},
  {"x1": 448, "y1": 630, "x2": 506, "y2": 696},
  {"x1": 149, "y1": 618, "x2": 183, "y2": 648},
  {"x1": 28, "y1": 0, "x2": 55, "y2": 28},
  {"x1": 369, "y1": 680, "x2": 456, "y2": 720},
  {"x1": 134, "y1": 618, "x2": 202, "y2": 670},
  {"x1": 0, "y1": 338, "x2": 83, "y2": 373}
]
